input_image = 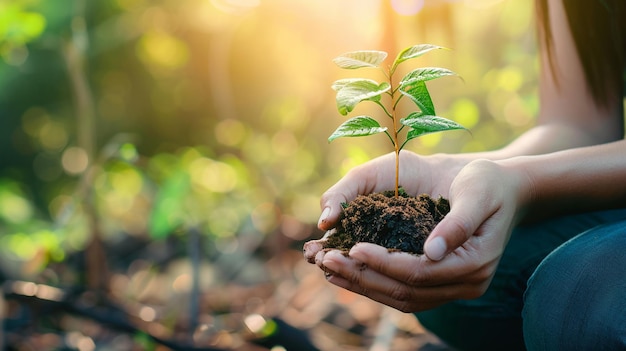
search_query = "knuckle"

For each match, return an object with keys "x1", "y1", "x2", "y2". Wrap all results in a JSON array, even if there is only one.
[
  {"x1": 404, "y1": 264, "x2": 430, "y2": 285},
  {"x1": 405, "y1": 270, "x2": 428, "y2": 285},
  {"x1": 447, "y1": 216, "x2": 473, "y2": 238},
  {"x1": 319, "y1": 191, "x2": 336, "y2": 207},
  {"x1": 346, "y1": 263, "x2": 366, "y2": 285},
  {"x1": 389, "y1": 284, "x2": 413, "y2": 303}
]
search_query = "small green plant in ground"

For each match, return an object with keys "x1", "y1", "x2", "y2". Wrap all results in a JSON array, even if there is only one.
[{"x1": 329, "y1": 44, "x2": 467, "y2": 197}]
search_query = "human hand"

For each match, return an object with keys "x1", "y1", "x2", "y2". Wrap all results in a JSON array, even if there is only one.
[
  {"x1": 305, "y1": 158, "x2": 529, "y2": 312},
  {"x1": 316, "y1": 150, "x2": 465, "y2": 231},
  {"x1": 304, "y1": 150, "x2": 468, "y2": 262}
]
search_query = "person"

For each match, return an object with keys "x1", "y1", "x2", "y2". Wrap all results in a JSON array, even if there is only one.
[{"x1": 303, "y1": 0, "x2": 626, "y2": 349}]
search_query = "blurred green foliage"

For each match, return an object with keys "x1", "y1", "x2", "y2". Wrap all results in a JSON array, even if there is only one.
[{"x1": 0, "y1": 0, "x2": 538, "y2": 278}]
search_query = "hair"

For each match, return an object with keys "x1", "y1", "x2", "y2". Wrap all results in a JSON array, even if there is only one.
[{"x1": 536, "y1": 0, "x2": 626, "y2": 107}]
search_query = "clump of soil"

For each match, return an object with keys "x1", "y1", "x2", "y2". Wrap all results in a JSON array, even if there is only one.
[{"x1": 323, "y1": 190, "x2": 450, "y2": 255}]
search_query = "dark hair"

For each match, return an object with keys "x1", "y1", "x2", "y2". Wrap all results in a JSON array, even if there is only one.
[{"x1": 536, "y1": 0, "x2": 626, "y2": 107}]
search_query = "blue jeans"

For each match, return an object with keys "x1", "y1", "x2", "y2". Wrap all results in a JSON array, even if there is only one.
[{"x1": 415, "y1": 209, "x2": 626, "y2": 351}]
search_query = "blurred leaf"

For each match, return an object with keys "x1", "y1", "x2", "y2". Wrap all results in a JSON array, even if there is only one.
[
  {"x1": 399, "y1": 80, "x2": 435, "y2": 115},
  {"x1": 333, "y1": 50, "x2": 387, "y2": 69},
  {"x1": 133, "y1": 332, "x2": 156, "y2": 351},
  {"x1": 333, "y1": 79, "x2": 390, "y2": 115},
  {"x1": 119, "y1": 143, "x2": 139, "y2": 162},
  {"x1": 0, "y1": 180, "x2": 33, "y2": 225},
  {"x1": 391, "y1": 44, "x2": 447, "y2": 71},
  {"x1": 328, "y1": 116, "x2": 387, "y2": 142},
  {"x1": 148, "y1": 171, "x2": 190, "y2": 239},
  {"x1": 0, "y1": 4, "x2": 46, "y2": 45},
  {"x1": 137, "y1": 31, "x2": 189, "y2": 70}
]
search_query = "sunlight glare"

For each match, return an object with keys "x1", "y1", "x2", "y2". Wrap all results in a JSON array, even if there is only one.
[
  {"x1": 215, "y1": 119, "x2": 247, "y2": 147},
  {"x1": 208, "y1": 207, "x2": 241, "y2": 237},
  {"x1": 450, "y1": 98, "x2": 480, "y2": 129},
  {"x1": 62, "y1": 146, "x2": 89, "y2": 175},
  {"x1": 190, "y1": 158, "x2": 238, "y2": 193},
  {"x1": 463, "y1": 0, "x2": 504, "y2": 9},
  {"x1": 139, "y1": 305, "x2": 157, "y2": 322},
  {"x1": 210, "y1": 0, "x2": 260, "y2": 14},
  {"x1": 0, "y1": 187, "x2": 33, "y2": 224},
  {"x1": 39, "y1": 121, "x2": 68, "y2": 151},
  {"x1": 251, "y1": 202, "x2": 279, "y2": 233},
  {"x1": 391, "y1": 0, "x2": 424, "y2": 16}
]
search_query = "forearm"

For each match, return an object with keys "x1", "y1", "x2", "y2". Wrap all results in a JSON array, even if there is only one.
[
  {"x1": 427, "y1": 122, "x2": 620, "y2": 185},
  {"x1": 450, "y1": 120, "x2": 623, "y2": 163},
  {"x1": 500, "y1": 139, "x2": 626, "y2": 221}
]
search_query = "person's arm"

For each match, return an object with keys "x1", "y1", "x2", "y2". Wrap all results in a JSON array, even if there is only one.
[
  {"x1": 425, "y1": 6, "x2": 626, "y2": 258},
  {"x1": 310, "y1": 141, "x2": 626, "y2": 312},
  {"x1": 504, "y1": 140, "x2": 626, "y2": 220},
  {"x1": 304, "y1": 1, "x2": 625, "y2": 312}
]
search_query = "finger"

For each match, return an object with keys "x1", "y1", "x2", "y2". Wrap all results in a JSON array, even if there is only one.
[
  {"x1": 303, "y1": 240, "x2": 324, "y2": 263},
  {"x1": 302, "y1": 230, "x2": 335, "y2": 263},
  {"x1": 322, "y1": 249, "x2": 485, "y2": 312},
  {"x1": 325, "y1": 274, "x2": 459, "y2": 312},
  {"x1": 318, "y1": 170, "x2": 371, "y2": 231},
  {"x1": 348, "y1": 243, "x2": 487, "y2": 286},
  {"x1": 424, "y1": 194, "x2": 495, "y2": 261},
  {"x1": 318, "y1": 154, "x2": 398, "y2": 231}
]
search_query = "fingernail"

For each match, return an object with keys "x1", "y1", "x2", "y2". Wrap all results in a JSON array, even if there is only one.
[
  {"x1": 318, "y1": 207, "x2": 331, "y2": 227},
  {"x1": 426, "y1": 236, "x2": 447, "y2": 261}
]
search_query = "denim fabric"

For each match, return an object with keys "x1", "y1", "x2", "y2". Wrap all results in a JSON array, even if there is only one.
[
  {"x1": 415, "y1": 209, "x2": 626, "y2": 351},
  {"x1": 523, "y1": 219, "x2": 626, "y2": 350}
]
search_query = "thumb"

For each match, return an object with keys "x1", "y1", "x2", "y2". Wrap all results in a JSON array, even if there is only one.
[
  {"x1": 317, "y1": 183, "x2": 357, "y2": 231},
  {"x1": 424, "y1": 200, "x2": 485, "y2": 261},
  {"x1": 317, "y1": 163, "x2": 380, "y2": 231}
]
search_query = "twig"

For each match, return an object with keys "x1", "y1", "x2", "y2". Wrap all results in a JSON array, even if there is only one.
[
  {"x1": 369, "y1": 306, "x2": 399, "y2": 351},
  {"x1": 62, "y1": 0, "x2": 108, "y2": 293},
  {"x1": 188, "y1": 227, "x2": 201, "y2": 342},
  {"x1": 2, "y1": 281, "x2": 226, "y2": 351}
]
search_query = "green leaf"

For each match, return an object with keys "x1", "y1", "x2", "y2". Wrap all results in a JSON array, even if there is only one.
[
  {"x1": 0, "y1": 6, "x2": 47, "y2": 45},
  {"x1": 328, "y1": 116, "x2": 387, "y2": 142},
  {"x1": 399, "y1": 81, "x2": 435, "y2": 116},
  {"x1": 399, "y1": 67, "x2": 457, "y2": 87},
  {"x1": 392, "y1": 44, "x2": 447, "y2": 71},
  {"x1": 331, "y1": 78, "x2": 363, "y2": 91},
  {"x1": 334, "y1": 79, "x2": 390, "y2": 115},
  {"x1": 401, "y1": 113, "x2": 467, "y2": 143},
  {"x1": 333, "y1": 50, "x2": 388, "y2": 69},
  {"x1": 148, "y1": 171, "x2": 190, "y2": 239}
]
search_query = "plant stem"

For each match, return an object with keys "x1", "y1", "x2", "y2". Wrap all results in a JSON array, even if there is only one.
[
  {"x1": 64, "y1": 0, "x2": 108, "y2": 293},
  {"x1": 388, "y1": 69, "x2": 400, "y2": 197},
  {"x1": 376, "y1": 101, "x2": 393, "y2": 119}
]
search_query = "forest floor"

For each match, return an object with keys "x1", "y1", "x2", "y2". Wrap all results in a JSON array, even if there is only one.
[{"x1": 1, "y1": 227, "x2": 451, "y2": 351}]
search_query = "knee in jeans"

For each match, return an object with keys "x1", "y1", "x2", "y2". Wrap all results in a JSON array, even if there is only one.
[{"x1": 523, "y1": 225, "x2": 626, "y2": 350}]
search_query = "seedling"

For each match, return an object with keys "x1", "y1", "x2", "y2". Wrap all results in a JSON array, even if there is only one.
[{"x1": 329, "y1": 44, "x2": 467, "y2": 197}]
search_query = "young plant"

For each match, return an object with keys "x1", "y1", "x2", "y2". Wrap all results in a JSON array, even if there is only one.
[{"x1": 329, "y1": 44, "x2": 467, "y2": 197}]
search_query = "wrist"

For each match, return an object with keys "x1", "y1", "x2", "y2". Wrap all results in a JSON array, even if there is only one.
[{"x1": 495, "y1": 156, "x2": 537, "y2": 222}]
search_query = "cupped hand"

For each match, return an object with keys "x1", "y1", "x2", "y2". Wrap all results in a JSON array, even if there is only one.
[
  {"x1": 304, "y1": 158, "x2": 530, "y2": 312},
  {"x1": 304, "y1": 150, "x2": 468, "y2": 263},
  {"x1": 316, "y1": 150, "x2": 466, "y2": 231}
]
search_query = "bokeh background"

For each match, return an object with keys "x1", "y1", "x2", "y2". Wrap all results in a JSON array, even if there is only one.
[{"x1": 0, "y1": 0, "x2": 537, "y2": 349}]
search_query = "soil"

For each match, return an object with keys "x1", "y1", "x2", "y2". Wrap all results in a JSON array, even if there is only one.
[{"x1": 323, "y1": 190, "x2": 450, "y2": 255}]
